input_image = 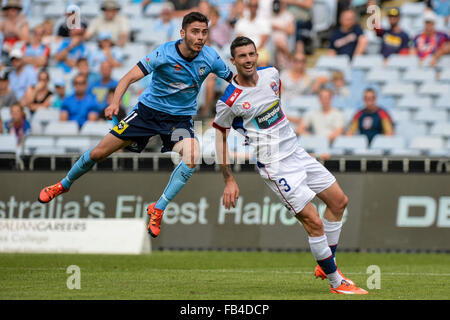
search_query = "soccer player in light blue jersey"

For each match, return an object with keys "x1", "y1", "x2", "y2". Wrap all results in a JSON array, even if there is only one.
[{"x1": 38, "y1": 12, "x2": 233, "y2": 238}]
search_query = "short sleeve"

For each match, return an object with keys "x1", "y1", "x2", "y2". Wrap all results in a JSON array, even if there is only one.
[
  {"x1": 354, "y1": 25, "x2": 364, "y2": 37},
  {"x1": 213, "y1": 100, "x2": 235, "y2": 132},
  {"x1": 329, "y1": 30, "x2": 338, "y2": 50},
  {"x1": 211, "y1": 51, "x2": 232, "y2": 81},
  {"x1": 137, "y1": 47, "x2": 164, "y2": 76}
]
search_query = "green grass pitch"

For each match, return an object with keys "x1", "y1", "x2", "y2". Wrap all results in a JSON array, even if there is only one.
[{"x1": 1, "y1": 251, "x2": 449, "y2": 300}]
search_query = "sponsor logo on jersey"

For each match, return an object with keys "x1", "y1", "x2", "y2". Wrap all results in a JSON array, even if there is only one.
[
  {"x1": 225, "y1": 88, "x2": 243, "y2": 107},
  {"x1": 270, "y1": 81, "x2": 279, "y2": 95},
  {"x1": 243, "y1": 102, "x2": 251, "y2": 110},
  {"x1": 146, "y1": 58, "x2": 151, "y2": 65},
  {"x1": 174, "y1": 64, "x2": 182, "y2": 71},
  {"x1": 252, "y1": 100, "x2": 284, "y2": 130},
  {"x1": 113, "y1": 120, "x2": 129, "y2": 135},
  {"x1": 199, "y1": 66, "x2": 206, "y2": 76}
]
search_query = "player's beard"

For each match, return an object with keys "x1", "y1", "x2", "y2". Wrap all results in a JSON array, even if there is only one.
[{"x1": 185, "y1": 37, "x2": 205, "y2": 55}]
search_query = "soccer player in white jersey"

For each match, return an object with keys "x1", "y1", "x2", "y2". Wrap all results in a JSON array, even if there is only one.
[{"x1": 213, "y1": 37, "x2": 368, "y2": 295}]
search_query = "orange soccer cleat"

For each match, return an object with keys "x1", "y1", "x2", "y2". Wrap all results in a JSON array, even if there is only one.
[
  {"x1": 330, "y1": 280, "x2": 368, "y2": 295},
  {"x1": 38, "y1": 182, "x2": 69, "y2": 203},
  {"x1": 146, "y1": 202, "x2": 164, "y2": 238},
  {"x1": 314, "y1": 265, "x2": 354, "y2": 285}
]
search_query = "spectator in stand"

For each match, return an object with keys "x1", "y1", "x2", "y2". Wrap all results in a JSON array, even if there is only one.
[
  {"x1": 5, "y1": 103, "x2": 30, "y2": 146},
  {"x1": 85, "y1": 0, "x2": 130, "y2": 47},
  {"x1": 153, "y1": 2, "x2": 178, "y2": 42},
  {"x1": 73, "y1": 58, "x2": 101, "y2": 87},
  {"x1": 280, "y1": 52, "x2": 324, "y2": 101},
  {"x1": 41, "y1": 19, "x2": 59, "y2": 46},
  {"x1": 51, "y1": 78, "x2": 66, "y2": 109},
  {"x1": 209, "y1": 0, "x2": 236, "y2": 22},
  {"x1": 228, "y1": 0, "x2": 245, "y2": 26},
  {"x1": 326, "y1": 70, "x2": 350, "y2": 98},
  {"x1": 168, "y1": 0, "x2": 200, "y2": 18},
  {"x1": 272, "y1": 0, "x2": 295, "y2": 69},
  {"x1": 8, "y1": 48, "x2": 37, "y2": 101},
  {"x1": 99, "y1": 88, "x2": 126, "y2": 121},
  {"x1": 209, "y1": 6, "x2": 232, "y2": 49},
  {"x1": 88, "y1": 61, "x2": 118, "y2": 111},
  {"x1": 298, "y1": 88, "x2": 346, "y2": 143},
  {"x1": 22, "y1": 25, "x2": 50, "y2": 69},
  {"x1": 197, "y1": 0, "x2": 211, "y2": 17},
  {"x1": 346, "y1": 88, "x2": 394, "y2": 144},
  {"x1": 235, "y1": 0, "x2": 271, "y2": 53},
  {"x1": 21, "y1": 69, "x2": 52, "y2": 114},
  {"x1": 284, "y1": 0, "x2": 314, "y2": 54},
  {"x1": 56, "y1": 4, "x2": 89, "y2": 39},
  {"x1": 411, "y1": 10, "x2": 449, "y2": 62},
  {"x1": 374, "y1": 7, "x2": 410, "y2": 59},
  {"x1": 0, "y1": 0, "x2": 29, "y2": 52},
  {"x1": 54, "y1": 25, "x2": 88, "y2": 74},
  {"x1": 88, "y1": 32, "x2": 124, "y2": 72},
  {"x1": 0, "y1": 70, "x2": 18, "y2": 108},
  {"x1": 328, "y1": 9, "x2": 367, "y2": 59},
  {"x1": 61, "y1": 74, "x2": 99, "y2": 128}
]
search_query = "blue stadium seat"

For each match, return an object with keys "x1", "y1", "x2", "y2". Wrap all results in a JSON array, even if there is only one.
[
  {"x1": 402, "y1": 68, "x2": 436, "y2": 84},
  {"x1": 331, "y1": 135, "x2": 369, "y2": 154},
  {"x1": 370, "y1": 135, "x2": 406, "y2": 154},
  {"x1": 1, "y1": 107, "x2": 11, "y2": 123},
  {"x1": 298, "y1": 135, "x2": 330, "y2": 154},
  {"x1": 419, "y1": 82, "x2": 450, "y2": 97},
  {"x1": 435, "y1": 95, "x2": 450, "y2": 110},
  {"x1": 413, "y1": 109, "x2": 448, "y2": 124},
  {"x1": 395, "y1": 121, "x2": 428, "y2": 141},
  {"x1": 400, "y1": 2, "x2": 426, "y2": 18},
  {"x1": 55, "y1": 137, "x2": 92, "y2": 153},
  {"x1": 23, "y1": 136, "x2": 56, "y2": 155},
  {"x1": 381, "y1": 83, "x2": 416, "y2": 98},
  {"x1": 80, "y1": 121, "x2": 112, "y2": 136},
  {"x1": 397, "y1": 95, "x2": 433, "y2": 111},
  {"x1": 352, "y1": 55, "x2": 384, "y2": 71},
  {"x1": 409, "y1": 136, "x2": 445, "y2": 152},
  {"x1": 386, "y1": 54, "x2": 419, "y2": 70},
  {"x1": 430, "y1": 122, "x2": 450, "y2": 138},
  {"x1": 0, "y1": 135, "x2": 17, "y2": 153},
  {"x1": 388, "y1": 109, "x2": 411, "y2": 123},
  {"x1": 43, "y1": 121, "x2": 79, "y2": 135},
  {"x1": 439, "y1": 69, "x2": 450, "y2": 82},
  {"x1": 288, "y1": 95, "x2": 321, "y2": 113},
  {"x1": 366, "y1": 68, "x2": 400, "y2": 84},
  {"x1": 315, "y1": 55, "x2": 350, "y2": 72}
]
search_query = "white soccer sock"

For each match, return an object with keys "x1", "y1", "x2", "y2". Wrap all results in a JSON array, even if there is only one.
[
  {"x1": 323, "y1": 218, "x2": 342, "y2": 263},
  {"x1": 327, "y1": 270, "x2": 344, "y2": 288}
]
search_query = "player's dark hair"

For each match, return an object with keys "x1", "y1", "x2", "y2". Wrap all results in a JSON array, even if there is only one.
[
  {"x1": 182, "y1": 11, "x2": 209, "y2": 30},
  {"x1": 230, "y1": 36, "x2": 256, "y2": 57}
]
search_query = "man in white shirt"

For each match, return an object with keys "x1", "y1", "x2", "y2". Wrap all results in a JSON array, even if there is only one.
[
  {"x1": 234, "y1": 0, "x2": 270, "y2": 51},
  {"x1": 299, "y1": 87, "x2": 345, "y2": 143},
  {"x1": 213, "y1": 36, "x2": 368, "y2": 295}
]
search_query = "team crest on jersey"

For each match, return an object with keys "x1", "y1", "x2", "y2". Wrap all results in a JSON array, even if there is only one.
[
  {"x1": 243, "y1": 102, "x2": 251, "y2": 110},
  {"x1": 198, "y1": 66, "x2": 206, "y2": 76},
  {"x1": 270, "y1": 81, "x2": 279, "y2": 95},
  {"x1": 174, "y1": 64, "x2": 182, "y2": 71}
]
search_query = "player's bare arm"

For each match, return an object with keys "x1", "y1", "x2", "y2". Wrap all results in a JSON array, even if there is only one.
[
  {"x1": 105, "y1": 65, "x2": 145, "y2": 119},
  {"x1": 215, "y1": 127, "x2": 239, "y2": 209}
]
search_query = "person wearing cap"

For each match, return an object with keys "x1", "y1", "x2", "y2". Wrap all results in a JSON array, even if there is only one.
[
  {"x1": 7, "y1": 48, "x2": 37, "y2": 101},
  {"x1": 411, "y1": 10, "x2": 449, "y2": 61},
  {"x1": 374, "y1": 7, "x2": 410, "y2": 59},
  {"x1": 0, "y1": 70, "x2": 19, "y2": 108},
  {"x1": 54, "y1": 24, "x2": 88, "y2": 73},
  {"x1": 0, "y1": 0, "x2": 30, "y2": 50},
  {"x1": 84, "y1": 0, "x2": 130, "y2": 47},
  {"x1": 88, "y1": 31, "x2": 124, "y2": 72},
  {"x1": 50, "y1": 78, "x2": 66, "y2": 109}
]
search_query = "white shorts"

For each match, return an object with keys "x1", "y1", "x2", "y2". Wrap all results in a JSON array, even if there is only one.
[{"x1": 257, "y1": 145, "x2": 336, "y2": 214}]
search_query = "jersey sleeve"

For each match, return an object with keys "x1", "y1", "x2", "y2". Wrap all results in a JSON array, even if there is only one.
[
  {"x1": 137, "y1": 47, "x2": 164, "y2": 76},
  {"x1": 211, "y1": 51, "x2": 232, "y2": 82},
  {"x1": 213, "y1": 100, "x2": 235, "y2": 132}
]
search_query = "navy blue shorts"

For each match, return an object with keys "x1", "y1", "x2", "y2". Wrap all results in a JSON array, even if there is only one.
[{"x1": 110, "y1": 102, "x2": 195, "y2": 153}]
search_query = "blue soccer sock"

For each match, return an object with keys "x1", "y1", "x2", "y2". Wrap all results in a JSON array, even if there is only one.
[
  {"x1": 61, "y1": 148, "x2": 96, "y2": 189},
  {"x1": 155, "y1": 160, "x2": 195, "y2": 210}
]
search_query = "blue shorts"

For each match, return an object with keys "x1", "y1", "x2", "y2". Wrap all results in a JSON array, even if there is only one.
[{"x1": 110, "y1": 102, "x2": 195, "y2": 153}]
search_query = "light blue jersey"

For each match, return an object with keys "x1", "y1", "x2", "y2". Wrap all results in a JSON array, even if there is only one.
[{"x1": 137, "y1": 39, "x2": 232, "y2": 116}]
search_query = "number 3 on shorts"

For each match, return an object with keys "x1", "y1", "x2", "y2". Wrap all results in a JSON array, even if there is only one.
[{"x1": 278, "y1": 178, "x2": 291, "y2": 192}]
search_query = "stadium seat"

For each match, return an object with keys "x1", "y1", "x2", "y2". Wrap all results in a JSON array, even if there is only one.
[
  {"x1": 419, "y1": 82, "x2": 450, "y2": 97},
  {"x1": 364, "y1": 30, "x2": 382, "y2": 55},
  {"x1": 386, "y1": 54, "x2": 419, "y2": 70},
  {"x1": 298, "y1": 135, "x2": 330, "y2": 154},
  {"x1": 402, "y1": 68, "x2": 436, "y2": 84},
  {"x1": 312, "y1": 0, "x2": 334, "y2": 33},
  {"x1": 144, "y1": 2, "x2": 165, "y2": 17},
  {"x1": 331, "y1": 135, "x2": 369, "y2": 154},
  {"x1": 400, "y1": 2, "x2": 426, "y2": 18},
  {"x1": 381, "y1": 83, "x2": 416, "y2": 97},
  {"x1": 80, "y1": 121, "x2": 112, "y2": 136},
  {"x1": 370, "y1": 135, "x2": 406, "y2": 154},
  {"x1": 435, "y1": 95, "x2": 450, "y2": 110},
  {"x1": 396, "y1": 96, "x2": 433, "y2": 111},
  {"x1": 43, "y1": 3, "x2": 66, "y2": 18},
  {"x1": 366, "y1": 69, "x2": 400, "y2": 84},
  {"x1": 413, "y1": 109, "x2": 448, "y2": 124},
  {"x1": 409, "y1": 136, "x2": 445, "y2": 152},
  {"x1": 43, "y1": 121, "x2": 79, "y2": 135},
  {"x1": 287, "y1": 95, "x2": 321, "y2": 112},
  {"x1": 351, "y1": 55, "x2": 384, "y2": 71},
  {"x1": 395, "y1": 121, "x2": 428, "y2": 141},
  {"x1": 430, "y1": 122, "x2": 450, "y2": 138},
  {"x1": 389, "y1": 148, "x2": 422, "y2": 157},
  {"x1": 352, "y1": 148, "x2": 384, "y2": 156},
  {"x1": 388, "y1": 109, "x2": 411, "y2": 123},
  {"x1": 55, "y1": 137, "x2": 92, "y2": 153},
  {"x1": 1, "y1": 107, "x2": 11, "y2": 123},
  {"x1": 315, "y1": 55, "x2": 350, "y2": 72},
  {"x1": 32, "y1": 108, "x2": 61, "y2": 124},
  {"x1": 0, "y1": 135, "x2": 18, "y2": 153},
  {"x1": 79, "y1": 3, "x2": 101, "y2": 18},
  {"x1": 439, "y1": 68, "x2": 450, "y2": 82},
  {"x1": 436, "y1": 56, "x2": 450, "y2": 70},
  {"x1": 23, "y1": 136, "x2": 55, "y2": 155}
]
